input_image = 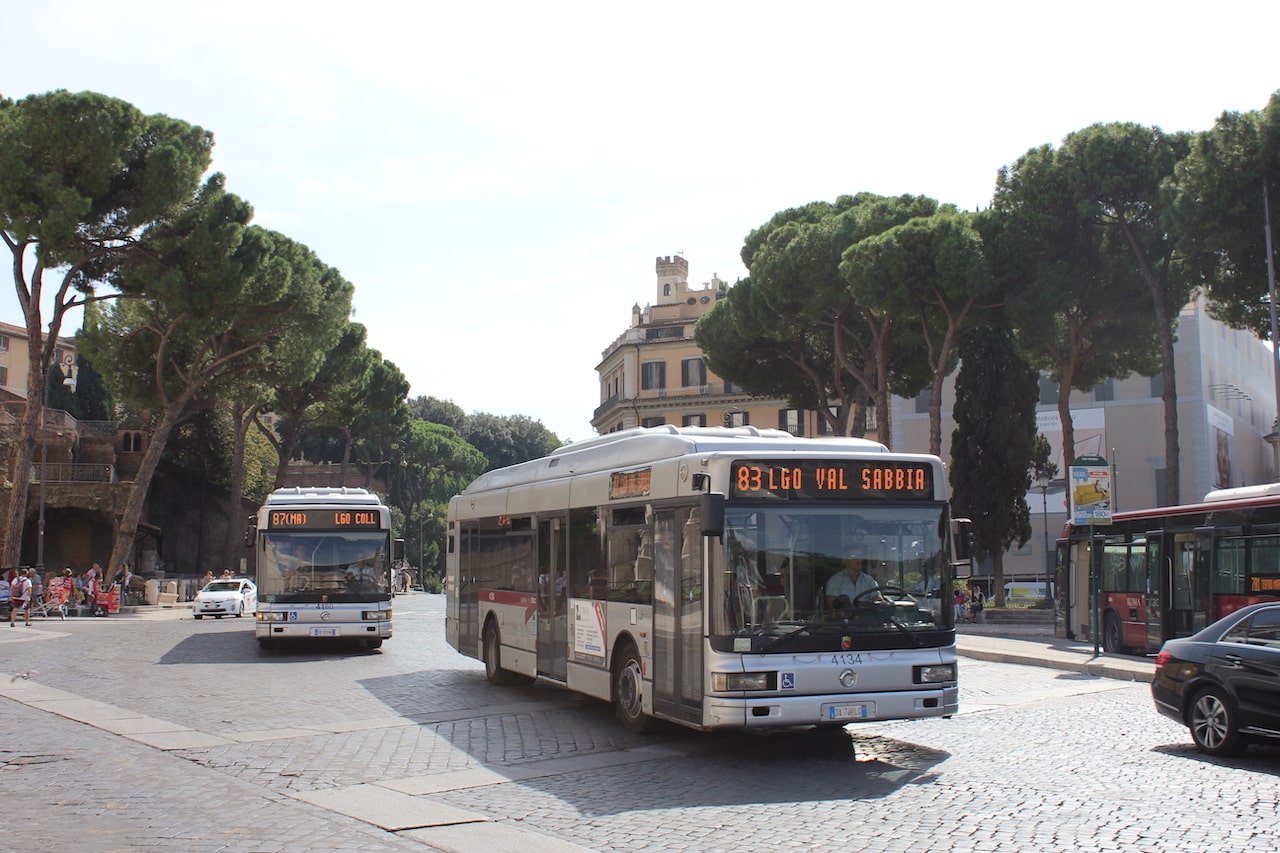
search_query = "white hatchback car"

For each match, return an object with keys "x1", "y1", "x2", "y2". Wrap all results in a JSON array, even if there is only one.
[{"x1": 193, "y1": 578, "x2": 257, "y2": 619}]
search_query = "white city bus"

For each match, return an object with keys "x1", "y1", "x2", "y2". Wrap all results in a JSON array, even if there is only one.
[
  {"x1": 249, "y1": 487, "x2": 402, "y2": 651},
  {"x1": 446, "y1": 426, "x2": 972, "y2": 732}
]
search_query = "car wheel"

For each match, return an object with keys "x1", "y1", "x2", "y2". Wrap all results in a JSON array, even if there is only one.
[
  {"x1": 1102, "y1": 613, "x2": 1127, "y2": 654},
  {"x1": 1189, "y1": 686, "x2": 1242, "y2": 756},
  {"x1": 612, "y1": 643, "x2": 652, "y2": 734}
]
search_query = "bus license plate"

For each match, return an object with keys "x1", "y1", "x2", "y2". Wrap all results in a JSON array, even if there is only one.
[
  {"x1": 310, "y1": 627, "x2": 339, "y2": 637},
  {"x1": 826, "y1": 702, "x2": 872, "y2": 721}
]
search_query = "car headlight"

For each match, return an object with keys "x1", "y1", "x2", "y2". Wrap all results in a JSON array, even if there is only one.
[
  {"x1": 915, "y1": 663, "x2": 956, "y2": 684},
  {"x1": 711, "y1": 671, "x2": 775, "y2": 691}
]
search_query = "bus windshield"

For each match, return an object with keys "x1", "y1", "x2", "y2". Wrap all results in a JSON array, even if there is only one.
[
  {"x1": 712, "y1": 504, "x2": 951, "y2": 636},
  {"x1": 260, "y1": 532, "x2": 391, "y2": 603}
]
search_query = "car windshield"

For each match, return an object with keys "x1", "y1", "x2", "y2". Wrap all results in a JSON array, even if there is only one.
[
  {"x1": 710, "y1": 504, "x2": 953, "y2": 641},
  {"x1": 258, "y1": 532, "x2": 391, "y2": 602},
  {"x1": 203, "y1": 581, "x2": 244, "y2": 593}
]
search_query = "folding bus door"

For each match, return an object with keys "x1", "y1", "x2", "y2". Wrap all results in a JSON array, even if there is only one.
[
  {"x1": 457, "y1": 524, "x2": 480, "y2": 658},
  {"x1": 537, "y1": 516, "x2": 568, "y2": 681},
  {"x1": 652, "y1": 506, "x2": 704, "y2": 726}
]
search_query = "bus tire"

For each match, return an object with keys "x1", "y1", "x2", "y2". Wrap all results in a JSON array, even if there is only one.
[
  {"x1": 612, "y1": 643, "x2": 652, "y2": 734},
  {"x1": 1189, "y1": 686, "x2": 1241, "y2": 756},
  {"x1": 1102, "y1": 612, "x2": 1127, "y2": 654},
  {"x1": 483, "y1": 622, "x2": 516, "y2": 686},
  {"x1": 365, "y1": 638, "x2": 383, "y2": 651}
]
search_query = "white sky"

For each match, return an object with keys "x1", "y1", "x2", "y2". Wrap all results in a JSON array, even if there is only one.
[{"x1": 2, "y1": 1, "x2": 1277, "y2": 442}]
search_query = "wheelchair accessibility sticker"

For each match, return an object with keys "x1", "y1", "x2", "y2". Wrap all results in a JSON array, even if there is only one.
[{"x1": 781, "y1": 672, "x2": 795, "y2": 690}]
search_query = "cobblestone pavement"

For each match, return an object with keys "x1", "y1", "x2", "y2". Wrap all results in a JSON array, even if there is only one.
[{"x1": 2, "y1": 594, "x2": 1278, "y2": 852}]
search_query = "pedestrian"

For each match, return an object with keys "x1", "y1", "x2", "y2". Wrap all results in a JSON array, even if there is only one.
[
  {"x1": 970, "y1": 587, "x2": 986, "y2": 623},
  {"x1": 201, "y1": 570, "x2": 214, "y2": 589},
  {"x1": 10, "y1": 568, "x2": 32, "y2": 627},
  {"x1": 953, "y1": 588, "x2": 968, "y2": 622},
  {"x1": 83, "y1": 563, "x2": 101, "y2": 611},
  {"x1": 220, "y1": 567, "x2": 233, "y2": 579}
]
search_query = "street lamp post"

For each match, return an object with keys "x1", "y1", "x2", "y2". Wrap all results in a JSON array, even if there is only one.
[{"x1": 1037, "y1": 471, "x2": 1052, "y2": 607}]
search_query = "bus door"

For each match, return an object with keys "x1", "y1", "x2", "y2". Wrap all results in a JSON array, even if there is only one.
[
  {"x1": 1161, "y1": 532, "x2": 1204, "y2": 643},
  {"x1": 652, "y1": 506, "x2": 704, "y2": 726},
  {"x1": 537, "y1": 515, "x2": 568, "y2": 680},
  {"x1": 457, "y1": 523, "x2": 480, "y2": 657},
  {"x1": 1143, "y1": 532, "x2": 1162, "y2": 652}
]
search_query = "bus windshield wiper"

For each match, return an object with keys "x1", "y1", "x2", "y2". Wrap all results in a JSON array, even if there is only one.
[{"x1": 757, "y1": 624, "x2": 812, "y2": 652}]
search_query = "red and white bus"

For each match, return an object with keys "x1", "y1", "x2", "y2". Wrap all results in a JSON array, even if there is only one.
[
  {"x1": 446, "y1": 425, "x2": 973, "y2": 733},
  {"x1": 1060, "y1": 484, "x2": 1280, "y2": 654}
]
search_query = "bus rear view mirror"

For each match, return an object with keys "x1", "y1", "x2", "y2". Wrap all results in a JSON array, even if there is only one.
[
  {"x1": 952, "y1": 517, "x2": 974, "y2": 563},
  {"x1": 701, "y1": 493, "x2": 725, "y2": 537}
]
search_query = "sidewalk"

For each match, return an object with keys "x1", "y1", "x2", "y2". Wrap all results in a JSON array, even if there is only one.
[{"x1": 955, "y1": 622, "x2": 1155, "y2": 683}]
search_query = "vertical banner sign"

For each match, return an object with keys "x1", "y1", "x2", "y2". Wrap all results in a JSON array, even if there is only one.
[{"x1": 1069, "y1": 455, "x2": 1112, "y2": 526}]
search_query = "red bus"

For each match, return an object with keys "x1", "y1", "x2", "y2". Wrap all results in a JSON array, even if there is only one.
[{"x1": 1061, "y1": 485, "x2": 1280, "y2": 655}]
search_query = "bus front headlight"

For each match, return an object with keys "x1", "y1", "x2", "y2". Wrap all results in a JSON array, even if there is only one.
[
  {"x1": 256, "y1": 611, "x2": 287, "y2": 622},
  {"x1": 711, "y1": 671, "x2": 775, "y2": 692},
  {"x1": 914, "y1": 663, "x2": 956, "y2": 684},
  {"x1": 362, "y1": 609, "x2": 392, "y2": 621}
]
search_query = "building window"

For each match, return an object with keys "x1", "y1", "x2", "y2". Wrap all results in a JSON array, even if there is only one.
[
  {"x1": 1038, "y1": 375, "x2": 1060, "y2": 405},
  {"x1": 641, "y1": 361, "x2": 666, "y2": 390},
  {"x1": 914, "y1": 388, "x2": 931, "y2": 415},
  {"x1": 123, "y1": 431, "x2": 143, "y2": 452},
  {"x1": 1093, "y1": 380, "x2": 1115, "y2": 402},
  {"x1": 0, "y1": 366, "x2": 6, "y2": 386},
  {"x1": 642, "y1": 417, "x2": 666, "y2": 428},
  {"x1": 645, "y1": 326, "x2": 684, "y2": 340},
  {"x1": 778, "y1": 409, "x2": 803, "y2": 436},
  {"x1": 663, "y1": 284, "x2": 671, "y2": 297},
  {"x1": 0, "y1": 334, "x2": 8, "y2": 352},
  {"x1": 682, "y1": 414, "x2": 706, "y2": 427},
  {"x1": 1150, "y1": 374, "x2": 1164, "y2": 399},
  {"x1": 681, "y1": 358, "x2": 706, "y2": 387},
  {"x1": 816, "y1": 406, "x2": 841, "y2": 435}
]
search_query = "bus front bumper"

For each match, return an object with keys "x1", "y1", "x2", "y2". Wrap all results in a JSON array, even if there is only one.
[{"x1": 703, "y1": 685, "x2": 958, "y2": 729}]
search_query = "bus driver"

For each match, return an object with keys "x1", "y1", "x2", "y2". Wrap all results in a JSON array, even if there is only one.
[{"x1": 825, "y1": 552, "x2": 880, "y2": 608}]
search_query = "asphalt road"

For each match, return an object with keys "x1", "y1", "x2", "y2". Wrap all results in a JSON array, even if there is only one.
[{"x1": 2, "y1": 593, "x2": 1278, "y2": 853}]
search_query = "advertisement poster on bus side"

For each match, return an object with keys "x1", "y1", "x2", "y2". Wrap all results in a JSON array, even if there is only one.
[{"x1": 572, "y1": 599, "x2": 606, "y2": 665}]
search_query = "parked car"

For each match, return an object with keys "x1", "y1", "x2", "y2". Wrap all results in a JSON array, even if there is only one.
[
  {"x1": 1151, "y1": 601, "x2": 1280, "y2": 755},
  {"x1": 193, "y1": 578, "x2": 257, "y2": 620}
]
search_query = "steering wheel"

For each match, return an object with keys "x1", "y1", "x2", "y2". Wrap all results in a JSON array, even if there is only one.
[{"x1": 852, "y1": 585, "x2": 908, "y2": 606}]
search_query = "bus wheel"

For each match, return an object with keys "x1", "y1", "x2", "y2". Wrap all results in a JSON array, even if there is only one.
[
  {"x1": 612, "y1": 645, "x2": 652, "y2": 734},
  {"x1": 1189, "y1": 687, "x2": 1241, "y2": 756},
  {"x1": 365, "y1": 638, "x2": 383, "y2": 651},
  {"x1": 1102, "y1": 613, "x2": 1126, "y2": 654},
  {"x1": 483, "y1": 623, "x2": 515, "y2": 686}
]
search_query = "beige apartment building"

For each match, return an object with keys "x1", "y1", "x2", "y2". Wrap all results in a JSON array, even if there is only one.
[
  {"x1": 0, "y1": 320, "x2": 77, "y2": 403},
  {"x1": 592, "y1": 255, "x2": 849, "y2": 437}
]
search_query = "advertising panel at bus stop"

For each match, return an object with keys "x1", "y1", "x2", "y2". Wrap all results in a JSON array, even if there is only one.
[{"x1": 1069, "y1": 455, "x2": 1112, "y2": 526}]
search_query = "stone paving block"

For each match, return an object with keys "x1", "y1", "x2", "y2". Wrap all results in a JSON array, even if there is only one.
[
  {"x1": 404, "y1": 820, "x2": 600, "y2": 853},
  {"x1": 292, "y1": 783, "x2": 488, "y2": 831}
]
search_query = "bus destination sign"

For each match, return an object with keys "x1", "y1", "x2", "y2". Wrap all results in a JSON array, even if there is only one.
[
  {"x1": 266, "y1": 510, "x2": 384, "y2": 530},
  {"x1": 730, "y1": 460, "x2": 933, "y2": 501}
]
